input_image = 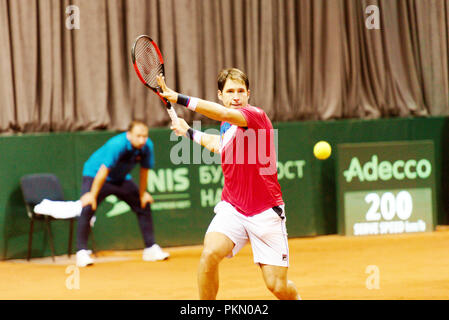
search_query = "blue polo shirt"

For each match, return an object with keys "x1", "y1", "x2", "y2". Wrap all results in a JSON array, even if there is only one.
[{"x1": 82, "y1": 132, "x2": 155, "y2": 183}]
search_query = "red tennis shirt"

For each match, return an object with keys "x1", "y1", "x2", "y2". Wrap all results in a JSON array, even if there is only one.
[{"x1": 219, "y1": 104, "x2": 284, "y2": 216}]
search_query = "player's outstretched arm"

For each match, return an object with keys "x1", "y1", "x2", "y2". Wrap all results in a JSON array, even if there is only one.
[{"x1": 157, "y1": 75, "x2": 247, "y2": 127}]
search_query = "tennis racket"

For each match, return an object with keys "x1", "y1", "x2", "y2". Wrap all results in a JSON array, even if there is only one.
[{"x1": 131, "y1": 35, "x2": 178, "y2": 124}]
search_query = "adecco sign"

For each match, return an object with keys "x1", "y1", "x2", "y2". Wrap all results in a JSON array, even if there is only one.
[
  {"x1": 343, "y1": 156, "x2": 432, "y2": 182},
  {"x1": 336, "y1": 141, "x2": 436, "y2": 236}
]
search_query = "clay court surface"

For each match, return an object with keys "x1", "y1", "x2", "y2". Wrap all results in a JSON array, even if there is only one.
[{"x1": 1, "y1": 228, "x2": 448, "y2": 300}]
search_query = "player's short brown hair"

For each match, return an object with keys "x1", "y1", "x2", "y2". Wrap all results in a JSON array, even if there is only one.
[
  {"x1": 127, "y1": 120, "x2": 148, "y2": 132},
  {"x1": 217, "y1": 68, "x2": 249, "y2": 92}
]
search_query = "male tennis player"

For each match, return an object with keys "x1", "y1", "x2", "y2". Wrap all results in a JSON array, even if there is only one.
[
  {"x1": 157, "y1": 69, "x2": 300, "y2": 300},
  {"x1": 76, "y1": 120, "x2": 169, "y2": 267}
]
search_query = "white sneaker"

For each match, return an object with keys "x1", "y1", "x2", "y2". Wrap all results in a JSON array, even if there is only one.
[
  {"x1": 142, "y1": 244, "x2": 170, "y2": 261},
  {"x1": 76, "y1": 249, "x2": 94, "y2": 267}
]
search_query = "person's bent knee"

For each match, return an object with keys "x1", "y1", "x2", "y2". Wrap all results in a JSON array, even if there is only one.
[{"x1": 199, "y1": 248, "x2": 225, "y2": 270}]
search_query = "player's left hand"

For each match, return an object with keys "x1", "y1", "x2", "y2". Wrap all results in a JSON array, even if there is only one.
[
  {"x1": 157, "y1": 74, "x2": 178, "y2": 104},
  {"x1": 140, "y1": 191, "x2": 154, "y2": 208}
]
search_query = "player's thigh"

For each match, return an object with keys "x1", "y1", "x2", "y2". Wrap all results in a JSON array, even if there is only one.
[{"x1": 206, "y1": 202, "x2": 249, "y2": 258}]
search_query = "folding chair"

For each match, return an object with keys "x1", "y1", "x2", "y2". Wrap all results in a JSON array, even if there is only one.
[{"x1": 20, "y1": 173, "x2": 75, "y2": 262}]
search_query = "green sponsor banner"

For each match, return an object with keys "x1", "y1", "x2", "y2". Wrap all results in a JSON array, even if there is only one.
[
  {"x1": 4, "y1": 116, "x2": 449, "y2": 260},
  {"x1": 336, "y1": 141, "x2": 436, "y2": 236}
]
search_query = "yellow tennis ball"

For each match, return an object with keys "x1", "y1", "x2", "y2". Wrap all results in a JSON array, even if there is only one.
[{"x1": 313, "y1": 141, "x2": 332, "y2": 160}]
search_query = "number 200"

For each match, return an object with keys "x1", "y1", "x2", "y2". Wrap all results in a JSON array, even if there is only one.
[{"x1": 365, "y1": 191, "x2": 413, "y2": 221}]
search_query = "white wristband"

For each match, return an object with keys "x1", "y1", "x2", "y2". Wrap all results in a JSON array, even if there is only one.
[
  {"x1": 193, "y1": 130, "x2": 203, "y2": 144},
  {"x1": 187, "y1": 97, "x2": 199, "y2": 111}
]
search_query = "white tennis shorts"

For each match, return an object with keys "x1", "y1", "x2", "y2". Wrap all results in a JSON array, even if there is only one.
[{"x1": 206, "y1": 201, "x2": 289, "y2": 267}]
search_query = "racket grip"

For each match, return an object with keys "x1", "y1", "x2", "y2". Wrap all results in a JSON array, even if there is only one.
[{"x1": 166, "y1": 102, "x2": 179, "y2": 125}]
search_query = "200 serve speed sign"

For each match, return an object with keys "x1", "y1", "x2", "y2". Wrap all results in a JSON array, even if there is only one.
[{"x1": 336, "y1": 141, "x2": 436, "y2": 236}]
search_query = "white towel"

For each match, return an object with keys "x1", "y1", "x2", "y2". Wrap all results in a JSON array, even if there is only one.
[{"x1": 34, "y1": 199, "x2": 82, "y2": 219}]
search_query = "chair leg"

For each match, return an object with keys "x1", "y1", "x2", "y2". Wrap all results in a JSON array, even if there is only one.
[
  {"x1": 68, "y1": 218, "x2": 73, "y2": 258},
  {"x1": 27, "y1": 217, "x2": 35, "y2": 261},
  {"x1": 45, "y1": 216, "x2": 56, "y2": 262}
]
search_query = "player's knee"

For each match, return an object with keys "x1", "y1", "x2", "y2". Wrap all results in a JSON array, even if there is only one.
[{"x1": 199, "y1": 249, "x2": 223, "y2": 268}]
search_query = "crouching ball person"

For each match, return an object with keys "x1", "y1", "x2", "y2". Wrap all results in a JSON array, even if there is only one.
[
  {"x1": 76, "y1": 120, "x2": 169, "y2": 267},
  {"x1": 157, "y1": 68, "x2": 301, "y2": 300}
]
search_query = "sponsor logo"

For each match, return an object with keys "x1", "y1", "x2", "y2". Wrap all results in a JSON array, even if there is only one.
[{"x1": 343, "y1": 155, "x2": 432, "y2": 183}]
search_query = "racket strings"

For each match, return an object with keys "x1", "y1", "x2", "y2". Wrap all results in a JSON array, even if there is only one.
[{"x1": 135, "y1": 40, "x2": 163, "y2": 88}]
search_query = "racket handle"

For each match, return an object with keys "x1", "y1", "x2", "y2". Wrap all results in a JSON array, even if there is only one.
[{"x1": 166, "y1": 101, "x2": 179, "y2": 125}]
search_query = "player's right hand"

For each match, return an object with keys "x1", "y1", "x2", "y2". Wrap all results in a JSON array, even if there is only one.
[
  {"x1": 80, "y1": 192, "x2": 97, "y2": 211},
  {"x1": 170, "y1": 118, "x2": 190, "y2": 137}
]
